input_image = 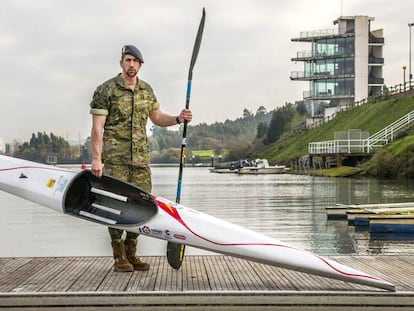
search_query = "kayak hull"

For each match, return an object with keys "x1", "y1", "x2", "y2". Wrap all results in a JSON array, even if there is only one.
[{"x1": 0, "y1": 155, "x2": 395, "y2": 291}]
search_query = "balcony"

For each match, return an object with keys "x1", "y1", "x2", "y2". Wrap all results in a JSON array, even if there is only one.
[
  {"x1": 368, "y1": 77, "x2": 384, "y2": 85},
  {"x1": 368, "y1": 56, "x2": 384, "y2": 64},
  {"x1": 292, "y1": 50, "x2": 354, "y2": 61},
  {"x1": 303, "y1": 90, "x2": 354, "y2": 100},
  {"x1": 290, "y1": 71, "x2": 354, "y2": 81},
  {"x1": 369, "y1": 34, "x2": 384, "y2": 44},
  {"x1": 292, "y1": 28, "x2": 346, "y2": 42}
]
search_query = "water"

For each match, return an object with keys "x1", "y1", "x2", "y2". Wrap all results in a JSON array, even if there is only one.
[{"x1": 1, "y1": 167, "x2": 414, "y2": 257}]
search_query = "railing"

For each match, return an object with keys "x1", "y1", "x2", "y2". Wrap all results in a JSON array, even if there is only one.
[
  {"x1": 291, "y1": 70, "x2": 354, "y2": 81},
  {"x1": 368, "y1": 77, "x2": 384, "y2": 84},
  {"x1": 293, "y1": 50, "x2": 354, "y2": 60},
  {"x1": 298, "y1": 28, "x2": 338, "y2": 39},
  {"x1": 308, "y1": 110, "x2": 414, "y2": 155},
  {"x1": 368, "y1": 56, "x2": 384, "y2": 64},
  {"x1": 309, "y1": 139, "x2": 371, "y2": 154},
  {"x1": 365, "y1": 110, "x2": 414, "y2": 152}
]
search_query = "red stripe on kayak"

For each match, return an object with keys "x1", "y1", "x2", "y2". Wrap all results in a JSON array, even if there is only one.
[
  {"x1": 0, "y1": 166, "x2": 72, "y2": 173},
  {"x1": 154, "y1": 196, "x2": 381, "y2": 281}
]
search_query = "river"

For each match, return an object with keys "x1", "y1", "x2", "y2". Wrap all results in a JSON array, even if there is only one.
[{"x1": 1, "y1": 167, "x2": 414, "y2": 257}]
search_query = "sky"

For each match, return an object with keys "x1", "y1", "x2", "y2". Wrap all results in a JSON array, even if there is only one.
[{"x1": 0, "y1": 0, "x2": 413, "y2": 144}]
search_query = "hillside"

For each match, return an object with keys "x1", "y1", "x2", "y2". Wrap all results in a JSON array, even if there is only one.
[{"x1": 259, "y1": 96, "x2": 414, "y2": 165}]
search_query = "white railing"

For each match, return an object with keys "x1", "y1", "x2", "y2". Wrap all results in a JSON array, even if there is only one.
[
  {"x1": 309, "y1": 139, "x2": 370, "y2": 154},
  {"x1": 365, "y1": 110, "x2": 414, "y2": 152},
  {"x1": 309, "y1": 110, "x2": 414, "y2": 155}
]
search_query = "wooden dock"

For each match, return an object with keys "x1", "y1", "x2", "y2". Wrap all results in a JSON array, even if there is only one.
[{"x1": 1, "y1": 255, "x2": 414, "y2": 310}]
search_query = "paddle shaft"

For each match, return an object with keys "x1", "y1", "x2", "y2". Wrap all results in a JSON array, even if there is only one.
[
  {"x1": 176, "y1": 8, "x2": 205, "y2": 204},
  {"x1": 167, "y1": 8, "x2": 206, "y2": 270}
]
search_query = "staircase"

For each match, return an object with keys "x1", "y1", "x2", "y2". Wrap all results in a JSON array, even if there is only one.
[
  {"x1": 364, "y1": 110, "x2": 414, "y2": 152},
  {"x1": 309, "y1": 110, "x2": 414, "y2": 155}
]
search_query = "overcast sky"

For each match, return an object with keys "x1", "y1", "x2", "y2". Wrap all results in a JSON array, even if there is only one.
[{"x1": 0, "y1": 0, "x2": 413, "y2": 143}]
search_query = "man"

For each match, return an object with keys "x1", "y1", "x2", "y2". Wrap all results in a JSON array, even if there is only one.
[{"x1": 90, "y1": 45, "x2": 192, "y2": 272}]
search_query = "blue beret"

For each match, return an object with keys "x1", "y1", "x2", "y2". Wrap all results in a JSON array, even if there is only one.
[{"x1": 121, "y1": 45, "x2": 144, "y2": 63}]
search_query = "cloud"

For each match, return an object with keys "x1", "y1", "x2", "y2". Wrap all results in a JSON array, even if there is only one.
[{"x1": 0, "y1": 0, "x2": 413, "y2": 143}]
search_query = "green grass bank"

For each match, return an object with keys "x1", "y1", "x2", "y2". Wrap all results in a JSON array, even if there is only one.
[{"x1": 259, "y1": 95, "x2": 414, "y2": 178}]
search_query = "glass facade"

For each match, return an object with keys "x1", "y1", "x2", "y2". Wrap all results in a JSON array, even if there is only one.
[
  {"x1": 312, "y1": 78, "x2": 354, "y2": 97},
  {"x1": 314, "y1": 58, "x2": 354, "y2": 76},
  {"x1": 291, "y1": 16, "x2": 384, "y2": 118},
  {"x1": 314, "y1": 37, "x2": 354, "y2": 57},
  {"x1": 308, "y1": 37, "x2": 355, "y2": 98}
]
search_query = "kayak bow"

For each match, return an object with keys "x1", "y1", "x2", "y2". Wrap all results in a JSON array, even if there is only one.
[{"x1": 0, "y1": 155, "x2": 395, "y2": 291}]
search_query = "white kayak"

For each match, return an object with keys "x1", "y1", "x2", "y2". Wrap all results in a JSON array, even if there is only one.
[{"x1": 0, "y1": 155, "x2": 395, "y2": 291}]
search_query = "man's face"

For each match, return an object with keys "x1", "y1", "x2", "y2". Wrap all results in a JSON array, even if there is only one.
[{"x1": 120, "y1": 55, "x2": 141, "y2": 77}]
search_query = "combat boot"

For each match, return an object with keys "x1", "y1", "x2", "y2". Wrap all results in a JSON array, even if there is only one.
[
  {"x1": 111, "y1": 239, "x2": 134, "y2": 272},
  {"x1": 125, "y1": 239, "x2": 150, "y2": 271}
]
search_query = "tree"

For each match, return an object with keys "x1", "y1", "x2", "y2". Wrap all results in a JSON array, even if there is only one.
[
  {"x1": 256, "y1": 106, "x2": 267, "y2": 115},
  {"x1": 14, "y1": 132, "x2": 71, "y2": 163},
  {"x1": 295, "y1": 101, "x2": 307, "y2": 116},
  {"x1": 243, "y1": 108, "x2": 252, "y2": 118},
  {"x1": 256, "y1": 122, "x2": 269, "y2": 139},
  {"x1": 264, "y1": 105, "x2": 295, "y2": 145}
]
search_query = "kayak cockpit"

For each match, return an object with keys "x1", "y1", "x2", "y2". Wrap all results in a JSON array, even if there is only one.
[{"x1": 63, "y1": 170, "x2": 157, "y2": 227}]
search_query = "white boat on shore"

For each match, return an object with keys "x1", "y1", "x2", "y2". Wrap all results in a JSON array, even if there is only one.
[{"x1": 238, "y1": 159, "x2": 286, "y2": 175}]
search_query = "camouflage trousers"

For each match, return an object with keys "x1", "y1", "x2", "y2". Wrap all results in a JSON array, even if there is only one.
[{"x1": 104, "y1": 164, "x2": 152, "y2": 240}]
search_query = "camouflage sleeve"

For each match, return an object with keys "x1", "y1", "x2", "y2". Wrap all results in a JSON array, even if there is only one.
[
  {"x1": 147, "y1": 84, "x2": 160, "y2": 112},
  {"x1": 90, "y1": 84, "x2": 109, "y2": 115}
]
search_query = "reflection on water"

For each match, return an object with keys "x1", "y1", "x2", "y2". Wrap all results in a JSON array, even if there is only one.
[{"x1": 1, "y1": 167, "x2": 414, "y2": 257}]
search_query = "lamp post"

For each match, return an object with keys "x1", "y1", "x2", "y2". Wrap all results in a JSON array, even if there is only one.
[
  {"x1": 409, "y1": 23, "x2": 414, "y2": 89},
  {"x1": 403, "y1": 66, "x2": 407, "y2": 88}
]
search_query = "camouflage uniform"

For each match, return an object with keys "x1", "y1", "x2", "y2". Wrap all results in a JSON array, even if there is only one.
[{"x1": 90, "y1": 74, "x2": 160, "y2": 240}]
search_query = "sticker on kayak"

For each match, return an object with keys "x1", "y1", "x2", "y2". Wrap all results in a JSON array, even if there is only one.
[
  {"x1": 46, "y1": 178, "x2": 56, "y2": 188},
  {"x1": 55, "y1": 176, "x2": 69, "y2": 192},
  {"x1": 139, "y1": 225, "x2": 151, "y2": 235},
  {"x1": 173, "y1": 234, "x2": 187, "y2": 241}
]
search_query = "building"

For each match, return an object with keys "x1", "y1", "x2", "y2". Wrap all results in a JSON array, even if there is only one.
[{"x1": 290, "y1": 15, "x2": 384, "y2": 123}]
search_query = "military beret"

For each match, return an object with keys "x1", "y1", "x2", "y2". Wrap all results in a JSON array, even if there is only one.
[{"x1": 121, "y1": 45, "x2": 144, "y2": 63}]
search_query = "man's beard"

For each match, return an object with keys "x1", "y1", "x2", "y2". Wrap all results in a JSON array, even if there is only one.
[{"x1": 126, "y1": 68, "x2": 137, "y2": 77}]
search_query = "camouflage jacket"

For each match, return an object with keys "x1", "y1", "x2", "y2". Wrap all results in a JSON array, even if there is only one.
[{"x1": 90, "y1": 74, "x2": 160, "y2": 167}]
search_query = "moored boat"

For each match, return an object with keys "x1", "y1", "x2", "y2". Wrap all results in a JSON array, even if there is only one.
[
  {"x1": 369, "y1": 214, "x2": 414, "y2": 234},
  {"x1": 326, "y1": 202, "x2": 414, "y2": 220},
  {"x1": 238, "y1": 159, "x2": 287, "y2": 175}
]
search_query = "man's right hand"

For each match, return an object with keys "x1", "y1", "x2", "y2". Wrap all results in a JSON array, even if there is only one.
[{"x1": 91, "y1": 159, "x2": 103, "y2": 177}]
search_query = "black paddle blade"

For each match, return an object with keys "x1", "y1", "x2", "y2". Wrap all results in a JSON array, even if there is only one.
[
  {"x1": 167, "y1": 242, "x2": 186, "y2": 270},
  {"x1": 189, "y1": 7, "x2": 206, "y2": 75}
]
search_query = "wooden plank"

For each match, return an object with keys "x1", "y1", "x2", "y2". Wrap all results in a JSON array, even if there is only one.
[
  {"x1": 181, "y1": 256, "x2": 209, "y2": 291},
  {"x1": 17, "y1": 257, "x2": 73, "y2": 292},
  {"x1": 68, "y1": 257, "x2": 113, "y2": 292},
  {"x1": 153, "y1": 254, "x2": 182, "y2": 291},
  {"x1": 126, "y1": 256, "x2": 160, "y2": 291},
  {"x1": 224, "y1": 257, "x2": 266, "y2": 291},
  {"x1": 97, "y1": 261, "x2": 133, "y2": 292},
  {"x1": 370, "y1": 256, "x2": 414, "y2": 290},
  {"x1": 203, "y1": 256, "x2": 238, "y2": 291},
  {"x1": 335, "y1": 256, "x2": 400, "y2": 289},
  {"x1": 0, "y1": 257, "x2": 56, "y2": 292},
  {"x1": 40, "y1": 257, "x2": 96, "y2": 292},
  {"x1": 0, "y1": 258, "x2": 31, "y2": 278},
  {"x1": 251, "y1": 263, "x2": 301, "y2": 290},
  {"x1": 0, "y1": 258, "x2": 22, "y2": 272}
]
